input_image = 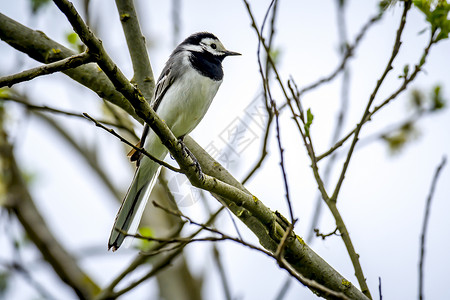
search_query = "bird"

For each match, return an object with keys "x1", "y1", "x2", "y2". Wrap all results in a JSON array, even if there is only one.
[{"x1": 108, "y1": 32, "x2": 241, "y2": 251}]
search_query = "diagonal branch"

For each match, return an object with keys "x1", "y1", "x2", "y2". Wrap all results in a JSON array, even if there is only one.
[
  {"x1": 83, "y1": 113, "x2": 182, "y2": 173},
  {"x1": 298, "y1": 12, "x2": 383, "y2": 95},
  {"x1": 317, "y1": 30, "x2": 437, "y2": 162}
]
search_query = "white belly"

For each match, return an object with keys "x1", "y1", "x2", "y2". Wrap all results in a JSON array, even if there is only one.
[{"x1": 156, "y1": 67, "x2": 222, "y2": 138}]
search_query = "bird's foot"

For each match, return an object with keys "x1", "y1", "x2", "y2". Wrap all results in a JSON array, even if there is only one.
[{"x1": 177, "y1": 138, "x2": 204, "y2": 181}]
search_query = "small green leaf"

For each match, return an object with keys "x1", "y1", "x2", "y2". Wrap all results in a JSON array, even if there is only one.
[
  {"x1": 136, "y1": 226, "x2": 154, "y2": 251},
  {"x1": 410, "y1": 89, "x2": 425, "y2": 109},
  {"x1": 414, "y1": 0, "x2": 450, "y2": 41},
  {"x1": 304, "y1": 108, "x2": 314, "y2": 137},
  {"x1": 431, "y1": 85, "x2": 446, "y2": 110},
  {"x1": 413, "y1": 0, "x2": 431, "y2": 16},
  {"x1": 399, "y1": 64, "x2": 410, "y2": 79},
  {"x1": 382, "y1": 122, "x2": 419, "y2": 154},
  {"x1": 67, "y1": 32, "x2": 79, "y2": 45}
]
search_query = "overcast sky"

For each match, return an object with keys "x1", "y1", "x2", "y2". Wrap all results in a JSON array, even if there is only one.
[{"x1": 1, "y1": 0, "x2": 450, "y2": 299}]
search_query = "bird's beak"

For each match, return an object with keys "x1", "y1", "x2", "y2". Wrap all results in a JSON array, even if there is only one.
[{"x1": 223, "y1": 50, "x2": 242, "y2": 56}]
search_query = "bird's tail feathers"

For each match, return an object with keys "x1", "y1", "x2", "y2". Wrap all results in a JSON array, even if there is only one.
[{"x1": 108, "y1": 139, "x2": 167, "y2": 251}]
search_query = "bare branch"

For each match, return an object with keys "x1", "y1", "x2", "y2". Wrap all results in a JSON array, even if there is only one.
[
  {"x1": 319, "y1": 8, "x2": 437, "y2": 163},
  {"x1": 0, "y1": 51, "x2": 93, "y2": 88},
  {"x1": 314, "y1": 227, "x2": 340, "y2": 240},
  {"x1": 83, "y1": 113, "x2": 182, "y2": 173},
  {"x1": 115, "y1": 0, "x2": 155, "y2": 99},
  {"x1": 0, "y1": 12, "x2": 140, "y2": 120},
  {"x1": 419, "y1": 156, "x2": 447, "y2": 300},
  {"x1": 212, "y1": 245, "x2": 233, "y2": 300},
  {"x1": 0, "y1": 91, "x2": 137, "y2": 136},
  {"x1": 332, "y1": 1, "x2": 412, "y2": 204},
  {"x1": 298, "y1": 12, "x2": 383, "y2": 95},
  {"x1": 307, "y1": 0, "x2": 352, "y2": 243},
  {"x1": 95, "y1": 207, "x2": 225, "y2": 299},
  {"x1": 137, "y1": 203, "x2": 351, "y2": 300},
  {"x1": 0, "y1": 112, "x2": 100, "y2": 299}
]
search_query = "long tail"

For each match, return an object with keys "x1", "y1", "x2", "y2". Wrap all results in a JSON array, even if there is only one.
[{"x1": 108, "y1": 134, "x2": 168, "y2": 251}]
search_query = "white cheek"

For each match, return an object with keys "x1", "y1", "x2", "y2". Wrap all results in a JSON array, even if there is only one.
[{"x1": 182, "y1": 44, "x2": 203, "y2": 52}]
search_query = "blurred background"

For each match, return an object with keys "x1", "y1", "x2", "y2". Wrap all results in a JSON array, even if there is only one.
[{"x1": 1, "y1": 0, "x2": 449, "y2": 299}]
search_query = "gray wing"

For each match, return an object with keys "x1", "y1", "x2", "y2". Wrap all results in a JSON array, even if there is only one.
[
  {"x1": 151, "y1": 63, "x2": 175, "y2": 112},
  {"x1": 131, "y1": 62, "x2": 176, "y2": 164}
]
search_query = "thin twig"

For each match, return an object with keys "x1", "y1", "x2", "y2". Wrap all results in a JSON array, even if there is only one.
[
  {"x1": 378, "y1": 277, "x2": 382, "y2": 300},
  {"x1": 1, "y1": 94, "x2": 137, "y2": 136},
  {"x1": 249, "y1": 0, "x2": 295, "y2": 223},
  {"x1": 272, "y1": 101, "x2": 295, "y2": 223},
  {"x1": 83, "y1": 113, "x2": 182, "y2": 173},
  {"x1": 298, "y1": 12, "x2": 383, "y2": 95},
  {"x1": 419, "y1": 156, "x2": 446, "y2": 300},
  {"x1": 273, "y1": 277, "x2": 292, "y2": 300},
  {"x1": 212, "y1": 245, "x2": 233, "y2": 300},
  {"x1": 332, "y1": 1, "x2": 412, "y2": 204},
  {"x1": 275, "y1": 222, "x2": 296, "y2": 259},
  {"x1": 95, "y1": 208, "x2": 223, "y2": 299},
  {"x1": 241, "y1": 0, "x2": 279, "y2": 184},
  {"x1": 314, "y1": 227, "x2": 340, "y2": 240},
  {"x1": 307, "y1": 0, "x2": 352, "y2": 243},
  {"x1": 141, "y1": 202, "x2": 350, "y2": 300},
  {"x1": 318, "y1": 21, "x2": 437, "y2": 163}
]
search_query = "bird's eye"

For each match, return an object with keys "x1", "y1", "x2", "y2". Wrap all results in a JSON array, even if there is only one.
[{"x1": 211, "y1": 43, "x2": 217, "y2": 49}]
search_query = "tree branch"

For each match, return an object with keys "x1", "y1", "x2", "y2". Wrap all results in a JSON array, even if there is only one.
[
  {"x1": 331, "y1": 1, "x2": 412, "y2": 203},
  {"x1": 0, "y1": 11, "x2": 139, "y2": 120},
  {"x1": 0, "y1": 90, "x2": 137, "y2": 137},
  {"x1": 0, "y1": 51, "x2": 93, "y2": 88},
  {"x1": 83, "y1": 113, "x2": 182, "y2": 173},
  {"x1": 298, "y1": 12, "x2": 383, "y2": 95},
  {"x1": 0, "y1": 111, "x2": 100, "y2": 299},
  {"x1": 115, "y1": 0, "x2": 155, "y2": 99},
  {"x1": 419, "y1": 156, "x2": 446, "y2": 300}
]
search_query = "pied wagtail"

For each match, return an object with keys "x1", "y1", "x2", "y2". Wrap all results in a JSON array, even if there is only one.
[{"x1": 108, "y1": 32, "x2": 240, "y2": 251}]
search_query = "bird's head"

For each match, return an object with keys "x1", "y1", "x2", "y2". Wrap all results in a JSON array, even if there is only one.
[{"x1": 181, "y1": 32, "x2": 241, "y2": 60}]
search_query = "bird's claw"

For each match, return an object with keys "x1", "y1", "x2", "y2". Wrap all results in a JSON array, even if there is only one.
[
  {"x1": 191, "y1": 159, "x2": 204, "y2": 181},
  {"x1": 178, "y1": 138, "x2": 204, "y2": 181}
]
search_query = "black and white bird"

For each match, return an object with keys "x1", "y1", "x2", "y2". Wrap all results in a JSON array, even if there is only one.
[{"x1": 108, "y1": 32, "x2": 240, "y2": 251}]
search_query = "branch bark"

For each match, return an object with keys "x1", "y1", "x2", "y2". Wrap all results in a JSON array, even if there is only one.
[
  {"x1": 115, "y1": 0, "x2": 155, "y2": 99},
  {"x1": 0, "y1": 12, "x2": 139, "y2": 120},
  {"x1": 0, "y1": 51, "x2": 93, "y2": 88}
]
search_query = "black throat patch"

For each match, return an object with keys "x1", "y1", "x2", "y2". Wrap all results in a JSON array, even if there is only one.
[{"x1": 188, "y1": 51, "x2": 224, "y2": 81}]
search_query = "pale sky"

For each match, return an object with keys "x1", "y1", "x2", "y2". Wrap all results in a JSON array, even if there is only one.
[{"x1": 1, "y1": 1, "x2": 450, "y2": 299}]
